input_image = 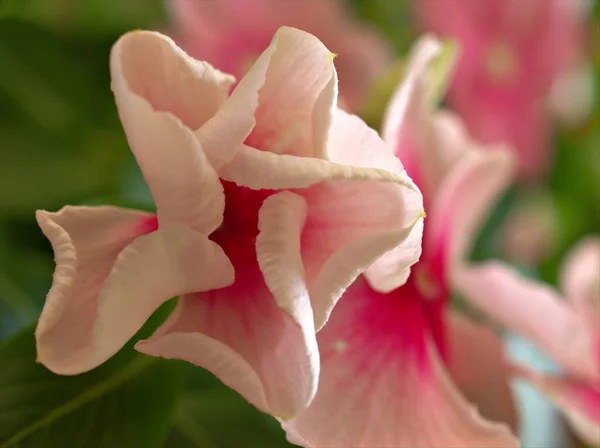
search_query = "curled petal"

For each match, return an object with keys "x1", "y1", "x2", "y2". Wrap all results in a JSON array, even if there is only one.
[
  {"x1": 456, "y1": 262, "x2": 599, "y2": 382},
  {"x1": 199, "y1": 26, "x2": 337, "y2": 167},
  {"x1": 111, "y1": 30, "x2": 234, "y2": 130},
  {"x1": 137, "y1": 233, "x2": 318, "y2": 418},
  {"x1": 364, "y1": 219, "x2": 424, "y2": 294},
  {"x1": 111, "y1": 30, "x2": 229, "y2": 234},
  {"x1": 514, "y1": 367, "x2": 600, "y2": 447},
  {"x1": 36, "y1": 207, "x2": 234, "y2": 374},
  {"x1": 283, "y1": 278, "x2": 518, "y2": 448},
  {"x1": 36, "y1": 206, "x2": 154, "y2": 368},
  {"x1": 218, "y1": 108, "x2": 424, "y2": 304},
  {"x1": 256, "y1": 191, "x2": 313, "y2": 329},
  {"x1": 561, "y1": 236, "x2": 600, "y2": 330},
  {"x1": 247, "y1": 27, "x2": 337, "y2": 158},
  {"x1": 215, "y1": 109, "x2": 423, "y2": 330}
]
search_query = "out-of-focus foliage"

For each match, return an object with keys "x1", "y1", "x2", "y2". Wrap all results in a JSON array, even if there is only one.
[
  {"x1": 0, "y1": 0, "x2": 598, "y2": 446},
  {"x1": 0, "y1": 327, "x2": 185, "y2": 447}
]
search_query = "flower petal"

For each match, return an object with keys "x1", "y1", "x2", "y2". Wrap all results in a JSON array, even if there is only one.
[
  {"x1": 283, "y1": 278, "x2": 518, "y2": 447},
  {"x1": 514, "y1": 367, "x2": 600, "y2": 447},
  {"x1": 218, "y1": 108, "x2": 424, "y2": 306},
  {"x1": 446, "y1": 313, "x2": 518, "y2": 431},
  {"x1": 219, "y1": 108, "x2": 419, "y2": 191},
  {"x1": 111, "y1": 31, "x2": 229, "y2": 234},
  {"x1": 430, "y1": 140, "x2": 515, "y2": 269},
  {"x1": 456, "y1": 262, "x2": 599, "y2": 382},
  {"x1": 381, "y1": 35, "x2": 441, "y2": 149},
  {"x1": 325, "y1": 109, "x2": 425, "y2": 295},
  {"x1": 302, "y1": 181, "x2": 422, "y2": 330},
  {"x1": 111, "y1": 30, "x2": 234, "y2": 130},
  {"x1": 561, "y1": 236, "x2": 600, "y2": 330},
  {"x1": 136, "y1": 235, "x2": 319, "y2": 418},
  {"x1": 256, "y1": 191, "x2": 314, "y2": 329},
  {"x1": 246, "y1": 26, "x2": 337, "y2": 158},
  {"x1": 199, "y1": 26, "x2": 337, "y2": 166},
  {"x1": 35, "y1": 206, "x2": 154, "y2": 371},
  {"x1": 36, "y1": 207, "x2": 234, "y2": 374}
]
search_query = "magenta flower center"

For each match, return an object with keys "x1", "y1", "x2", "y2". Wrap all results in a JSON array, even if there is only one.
[{"x1": 214, "y1": 180, "x2": 275, "y2": 243}]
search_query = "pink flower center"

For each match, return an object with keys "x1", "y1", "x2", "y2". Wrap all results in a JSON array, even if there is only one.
[
  {"x1": 340, "y1": 259, "x2": 449, "y2": 378},
  {"x1": 406, "y1": 253, "x2": 450, "y2": 360},
  {"x1": 213, "y1": 180, "x2": 275, "y2": 243},
  {"x1": 484, "y1": 41, "x2": 519, "y2": 83}
]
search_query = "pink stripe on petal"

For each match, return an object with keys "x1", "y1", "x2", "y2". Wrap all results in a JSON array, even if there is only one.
[{"x1": 284, "y1": 278, "x2": 518, "y2": 447}]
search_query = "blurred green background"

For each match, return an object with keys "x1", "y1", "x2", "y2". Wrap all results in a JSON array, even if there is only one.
[{"x1": 0, "y1": 1, "x2": 598, "y2": 447}]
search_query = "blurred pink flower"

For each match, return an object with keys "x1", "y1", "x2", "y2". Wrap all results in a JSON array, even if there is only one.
[
  {"x1": 35, "y1": 28, "x2": 424, "y2": 419},
  {"x1": 283, "y1": 37, "x2": 518, "y2": 447},
  {"x1": 417, "y1": 0, "x2": 585, "y2": 181},
  {"x1": 458, "y1": 237, "x2": 600, "y2": 446},
  {"x1": 168, "y1": 0, "x2": 391, "y2": 112}
]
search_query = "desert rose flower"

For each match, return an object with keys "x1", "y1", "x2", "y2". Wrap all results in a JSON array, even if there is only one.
[
  {"x1": 35, "y1": 27, "x2": 423, "y2": 420},
  {"x1": 283, "y1": 36, "x2": 518, "y2": 447},
  {"x1": 458, "y1": 237, "x2": 600, "y2": 446},
  {"x1": 417, "y1": 0, "x2": 585, "y2": 181},
  {"x1": 168, "y1": 0, "x2": 390, "y2": 111}
]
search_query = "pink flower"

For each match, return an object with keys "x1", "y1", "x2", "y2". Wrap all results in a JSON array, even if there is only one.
[
  {"x1": 417, "y1": 0, "x2": 585, "y2": 181},
  {"x1": 35, "y1": 28, "x2": 423, "y2": 419},
  {"x1": 282, "y1": 36, "x2": 518, "y2": 447},
  {"x1": 458, "y1": 237, "x2": 600, "y2": 446},
  {"x1": 167, "y1": 0, "x2": 390, "y2": 112}
]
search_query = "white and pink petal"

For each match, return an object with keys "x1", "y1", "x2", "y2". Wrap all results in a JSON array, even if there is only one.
[
  {"x1": 198, "y1": 26, "x2": 338, "y2": 166},
  {"x1": 35, "y1": 207, "x2": 233, "y2": 375},
  {"x1": 111, "y1": 30, "x2": 229, "y2": 234},
  {"x1": 136, "y1": 231, "x2": 318, "y2": 418}
]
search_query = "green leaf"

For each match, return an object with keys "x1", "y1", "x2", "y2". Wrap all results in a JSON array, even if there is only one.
[
  {"x1": 163, "y1": 381, "x2": 293, "y2": 448},
  {"x1": 1, "y1": 0, "x2": 166, "y2": 37},
  {"x1": 0, "y1": 326, "x2": 186, "y2": 447},
  {"x1": 0, "y1": 20, "x2": 130, "y2": 216},
  {"x1": 359, "y1": 59, "x2": 406, "y2": 130}
]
